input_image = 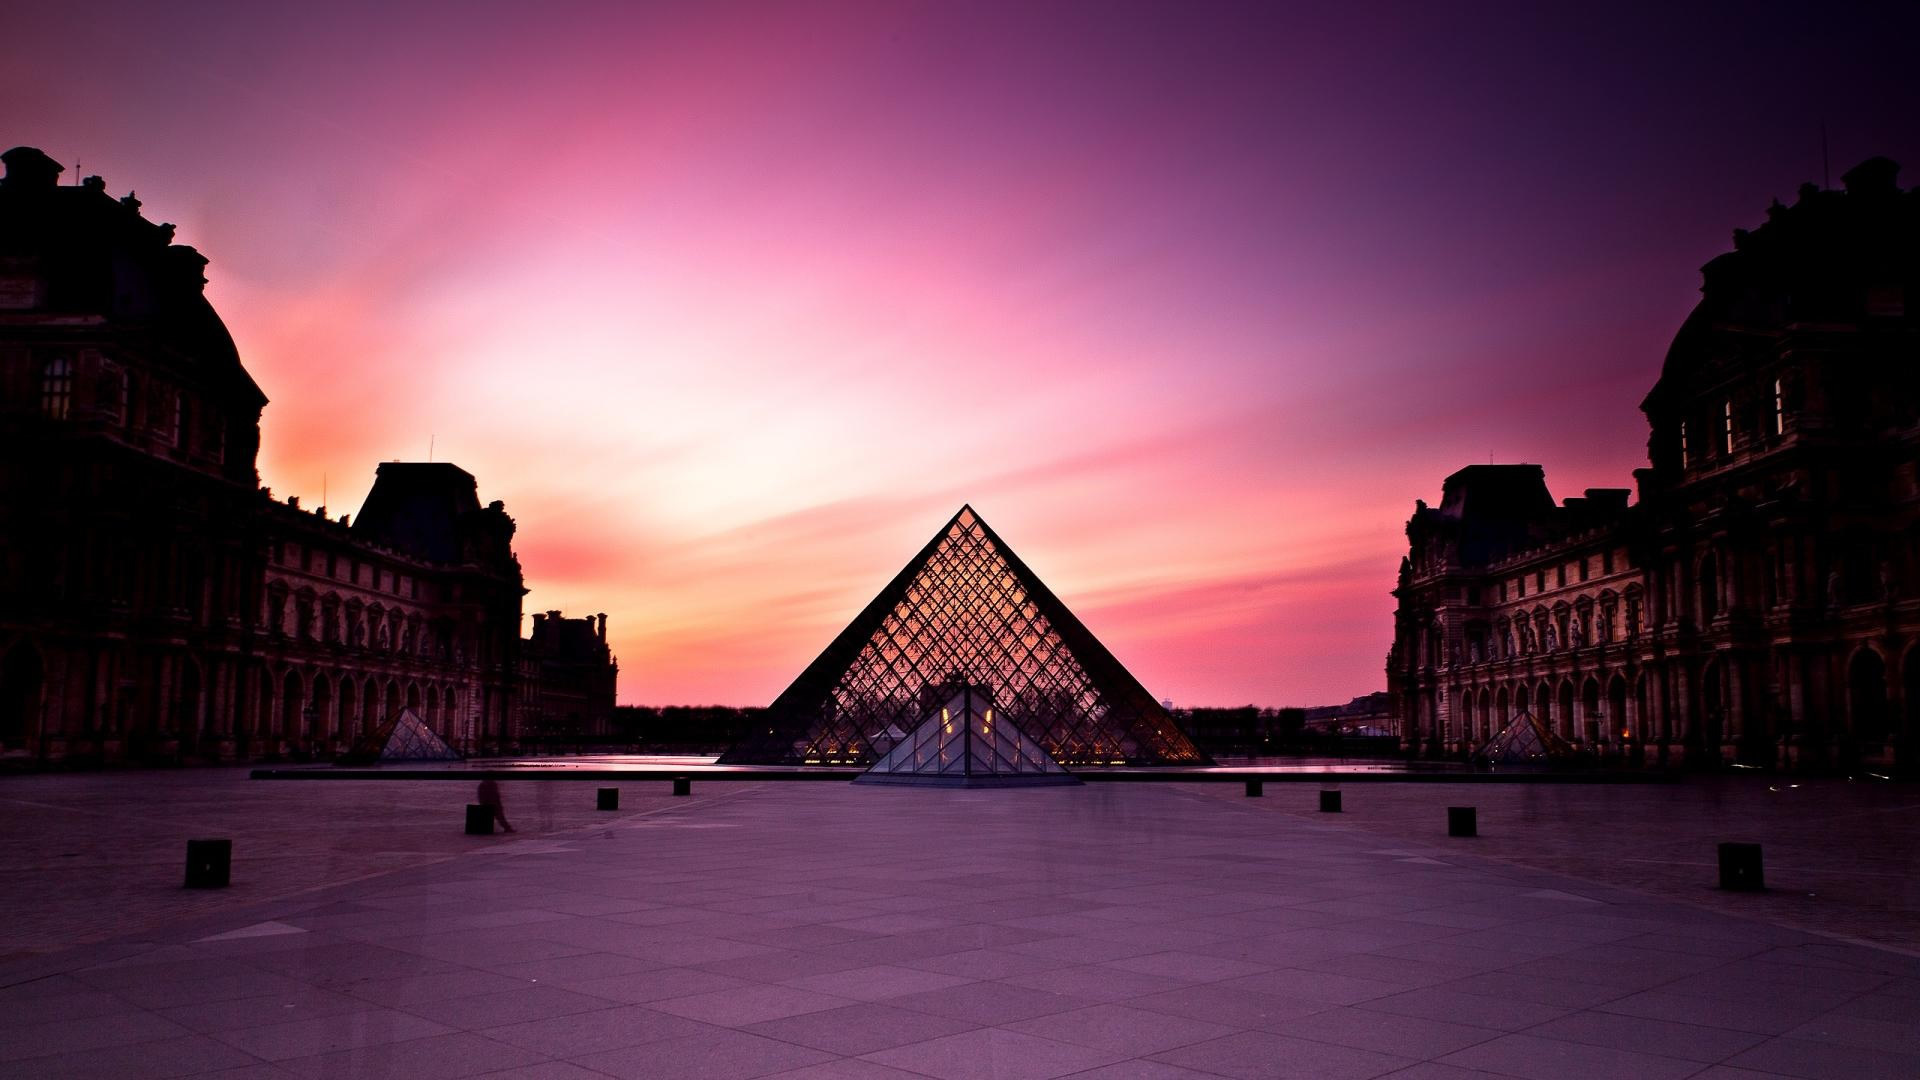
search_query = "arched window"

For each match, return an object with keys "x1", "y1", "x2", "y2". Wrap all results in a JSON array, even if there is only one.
[
  {"x1": 1773, "y1": 377, "x2": 1785, "y2": 435},
  {"x1": 40, "y1": 356, "x2": 74, "y2": 419},
  {"x1": 1679, "y1": 420, "x2": 1690, "y2": 467},
  {"x1": 1723, "y1": 400, "x2": 1735, "y2": 454}
]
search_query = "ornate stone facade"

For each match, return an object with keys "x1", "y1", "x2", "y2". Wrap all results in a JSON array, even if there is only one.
[
  {"x1": 516, "y1": 610, "x2": 618, "y2": 743},
  {"x1": 0, "y1": 146, "x2": 610, "y2": 764},
  {"x1": 1390, "y1": 157, "x2": 1919, "y2": 771}
]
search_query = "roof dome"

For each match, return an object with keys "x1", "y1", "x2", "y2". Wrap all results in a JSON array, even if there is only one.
[
  {"x1": 1645, "y1": 158, "x2": 1916, "y2": 410},
  {"x1": 0, "y1": 146, "x2": 262, "y2": 406}
]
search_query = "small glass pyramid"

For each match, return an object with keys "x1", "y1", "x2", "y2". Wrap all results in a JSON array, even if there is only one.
[
  {"x1": 857, "y1": 682, "x2": 1079, "y2": 787},
  {"x1": 338, "y1": 707, "x2": 462, "y2": 764},
  {"x1": 1471, "y1": 709, "x2": 1578, "y2": 769}
]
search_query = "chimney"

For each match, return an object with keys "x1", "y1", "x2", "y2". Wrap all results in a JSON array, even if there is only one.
[
  {"x1": 1, "y1": 147, "x2": 63, "y2": 191},
  {"x1": 597, "y1": 613, "x2": 607, "y2": 641},
  {"x1": 1841, "y1": 156, "x2": 1900, "y2": 197}
]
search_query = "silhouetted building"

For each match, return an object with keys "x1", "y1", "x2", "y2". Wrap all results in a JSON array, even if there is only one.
[
  {"x1": 1302, "y1": 692, "x2": 1394, "y2": 736},
  {"x1": 1391, "y1": 157, "x2": 1919, "y2": 771},
  {"x1": 518, "y1": 610, "x2": 618, "y2": 743},
  {"x1": 0, "y1": 146, "x2": 608, "y2": 763}
]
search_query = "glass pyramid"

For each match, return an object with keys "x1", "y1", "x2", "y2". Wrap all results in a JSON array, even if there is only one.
[
  {"x1": 856, "y1": 683, "x2": 1079, "y2": 786},
  {"x1": 1471, "y1": 709, "x2": 1578, "y2": 769},
  {"x1": 720, "y1": 505, "x2": 1208, "y2": 767},
  {"x1": 338, "y1": 707, "x2": 462, "y2": 764}
]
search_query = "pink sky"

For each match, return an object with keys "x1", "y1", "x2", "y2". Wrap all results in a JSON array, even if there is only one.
[{"x1": 7, "y1": 2, "x2": 1917, "y2": 705}]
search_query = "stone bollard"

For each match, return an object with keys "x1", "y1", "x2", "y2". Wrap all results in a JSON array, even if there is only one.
[
  {"x1": 597, "y1": 787, "x2": 619, "y2": 811},
  {"x1": 672, "y1": 777, "x2": 691, "y2": 797},
  {"x1": 1718, "y1": 842, "x2": 1765, "y2": 891},
  {"x1": 1245, "y1": 779, "x2": 1263, "y2": 797},
  {"x1": 185, "y1": 838, "x2": 231, "y2": 888},
  {"x1": 465, "y1": 804, "x2": 493, "y2": 835},
  {"x1": 1319, "y1": 790, "x2": 1342, "y2": 813},
  {"x1": 1447, "y1": 806, "x2": 1477, "y2": 837}
]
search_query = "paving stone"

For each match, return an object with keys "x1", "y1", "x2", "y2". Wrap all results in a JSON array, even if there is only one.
[
  {"x1": 1262, "y1": 1004, "x2": 1502, "y2": 1058},
  {"x1": 274, "y1": 1031, "x2": 548, "y2": 1078},
  {"x1": 886, "y1": 980, "x2": 1094, "y2": 1025},
  {"x1": 483, "y1": 1003, "x2": 716, "y2": 1056},
  {"x1": 398, "y1": 985, "x2": 622, "y2": 1028},
  {"x1": 648, "y1": 983, "x2": 855, "y2": 1026},
  {"x1": 742, "y1": 1001, "x2": 976, "y2": 1055},
  {"x1": 1523, "y1": 1009, "x2": 1769, "y2": 1062},
  {"x1": 0, "y1": 1010, "x2": 193, "y2": 1062},
  {"x1": 572, "y1": 1028, "x2": 835, "y2": 1080},
  {"x1": 1005, "y1": 1002, "x2": 1239, "y2": 1056},
  {"x1": 863, "y1": 1027, "x2": 1128, "y2": 1080},
  {"x1": 1436, "y1": 1032, "x2": 1708, "y2": 1080},
  {"x1": 782, "y1": 963, "x2": 979, "y2": 1001},
  {"x1": 1721, "y1": 1035, "x2": 1920, "y2": 1079},
  {"x1": 1147, "y1": 1029, "x2": 1415, "y2": 1079},
  {"x1": 0, "y1": 1034, "x2": 262, "y2": 1079},
  {"x1": 155, "y1": 988, "x2": 381, "y2": 1033},
  {"x1": 205, "y1": 1008, "x2": 452, "y2": 1061}
]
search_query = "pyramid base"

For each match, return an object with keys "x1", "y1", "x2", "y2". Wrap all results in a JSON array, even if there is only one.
[{"x1": 853, "y1": 772, "x2": 1083, "y2": 788}]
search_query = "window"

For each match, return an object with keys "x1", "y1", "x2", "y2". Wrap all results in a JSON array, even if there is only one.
[
  {"x1": 1723, "y1": 400, "x2": 1734, "y2": 454},
  {"x1": 1774, "y1": 378, "x2": 1785, "y2": 435},
  {"x1": 1680, "y1": 420, "x2": 1690, "y2": 467},
  {"x1": 39, "y1": 356, "x2": 74, "y2": 418}
]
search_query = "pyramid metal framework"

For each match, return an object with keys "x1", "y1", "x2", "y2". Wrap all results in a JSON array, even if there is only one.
[
  {"x1": 857, "y1": 683, "x2": 1079, "y2": 786},
  {"x1": 720, "y1": 506, "x2": 1208, "y2": 767}
]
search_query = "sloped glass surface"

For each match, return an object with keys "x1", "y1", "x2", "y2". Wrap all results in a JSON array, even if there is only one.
[
  {"x1": 720, "y1": 506, "x2": 1207, "y2": 767},
  {"x1": 340, "y1": 707, "x2": 461, "y2": 763},
  {"x1": 866, "y1": 685, "x2": 1068, "y2": 777},
  {"x1": 1472, "y1": 709, "x2": 1578, "y2": 767}
]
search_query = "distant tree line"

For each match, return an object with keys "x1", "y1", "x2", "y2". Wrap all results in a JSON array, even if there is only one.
[
  {"x1": 609, "y1": 705, "x2": 765, "y2": 753},
  {"x1": 597, "y1": 702, "x2": 1394, "y2": 758}
]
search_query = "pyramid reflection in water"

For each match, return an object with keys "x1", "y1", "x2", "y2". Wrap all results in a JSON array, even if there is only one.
[
  {"x1": 856, "y1": 683, "x2": 1080, "y2": 787},
  {"x1": 719, "y1": 505, "x2": 1207, "y2": 767}
]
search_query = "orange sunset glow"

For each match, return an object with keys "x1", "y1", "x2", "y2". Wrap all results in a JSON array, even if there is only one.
[{"x1": 9, "y1": 2, "x2": 1916, "y2": 707}]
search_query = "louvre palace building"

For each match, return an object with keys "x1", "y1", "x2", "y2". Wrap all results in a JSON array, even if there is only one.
[
  {"x1": 1390, "y1": 156, "x2": 1919, "y2": 772},
  {"x1": 0, "y1": 146, "x2": 614, "y2": 765}
]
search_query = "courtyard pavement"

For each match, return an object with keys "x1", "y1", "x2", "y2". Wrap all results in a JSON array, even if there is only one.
[{"x1": 1, "y1": 778, "x2": 1918, "y2": 1079}]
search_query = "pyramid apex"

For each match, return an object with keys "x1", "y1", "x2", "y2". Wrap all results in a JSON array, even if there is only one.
[{"x1": 720, "y1": 496, "x2": 1208, "y2": 767}]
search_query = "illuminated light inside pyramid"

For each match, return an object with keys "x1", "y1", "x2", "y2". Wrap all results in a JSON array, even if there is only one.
[
  {"x1": 863, "y1": 684, "x2": 1068, "y2": 777},
  {"x1": 720, "y1": 506, "x2": 1206, "y2": 767}
]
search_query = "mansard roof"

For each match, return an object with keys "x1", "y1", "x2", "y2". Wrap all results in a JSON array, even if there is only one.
[
  {"x1": 1646, "y1": 156, "x2": 1917, "y2": 411},
  {"x1": 0, "y1": 145, "x2": 264, "y2": 408}
]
